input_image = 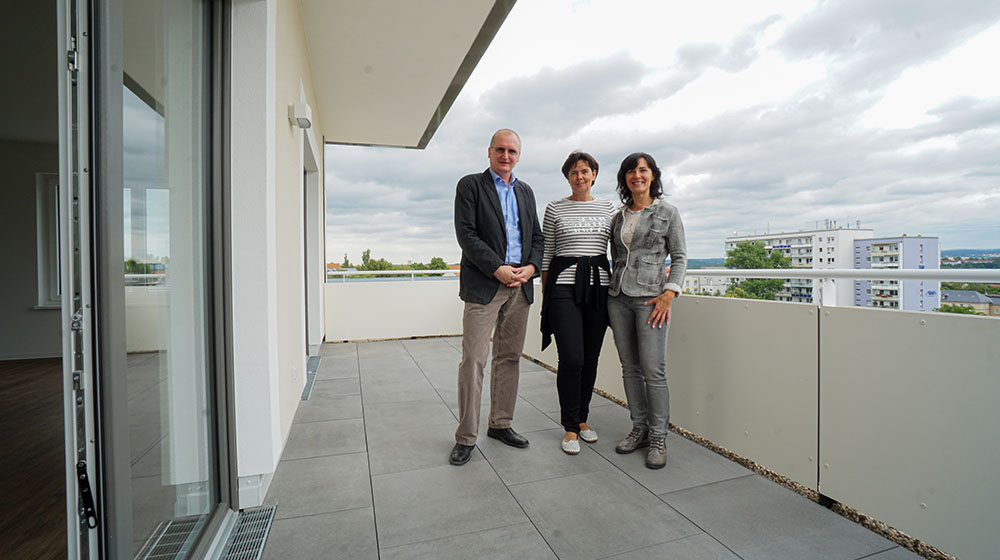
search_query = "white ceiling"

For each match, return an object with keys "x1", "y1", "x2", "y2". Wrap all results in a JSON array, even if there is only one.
[{"x1": 300, "y1": 0, "x2": 514, "y2": 149}]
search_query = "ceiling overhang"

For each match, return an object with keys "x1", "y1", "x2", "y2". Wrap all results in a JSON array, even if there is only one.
[{"x1": 300, "y1": 0, "x2": 515, "y2": 149}]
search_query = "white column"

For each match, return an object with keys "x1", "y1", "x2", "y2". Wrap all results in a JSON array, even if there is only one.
[{"x1": 230, "y1": 0, "x2": 281, "y2": 506}]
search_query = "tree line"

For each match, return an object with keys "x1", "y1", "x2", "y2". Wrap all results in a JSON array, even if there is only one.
[{"x1": 335, "y1": 249, "x2": 449, "y2": 278}]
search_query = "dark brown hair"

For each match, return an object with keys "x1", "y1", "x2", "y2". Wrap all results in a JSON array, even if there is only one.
[
  {"x1": 561, "y1": 151, "x2": 599, "y2": 185},
  {"x1": 616, "y1": 152, "x2": 663, "y2": 206}
]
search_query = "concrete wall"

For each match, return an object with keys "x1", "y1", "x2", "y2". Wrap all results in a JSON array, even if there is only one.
[
  {"x1": 821, "y1": 306, "x2": 1000, "y2": 560},
  {"x1": 325, "y1": 280, "x2": 464, "y2": 341},
  {"x1": 274, "y1": 0, "x2": 325, "y2": 463},
  {"x1": 0, "y1": 140, "x2": 62, "y2": 360}
]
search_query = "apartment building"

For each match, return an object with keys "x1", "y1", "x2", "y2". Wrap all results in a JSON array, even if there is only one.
[
  {"x1": 683, "y1": 268, "x2": 731, "y2": 295},
  {"x1": 853, "y1": 236, "x2": 940, "y2": 311},
  {"x1": 725, "y1": 224, "x2": 874, "y2": 305}
]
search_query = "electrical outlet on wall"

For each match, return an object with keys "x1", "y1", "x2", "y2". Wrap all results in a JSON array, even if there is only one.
[{"x1": 292, "y1": 365, "x2": 298, "y2": 382}]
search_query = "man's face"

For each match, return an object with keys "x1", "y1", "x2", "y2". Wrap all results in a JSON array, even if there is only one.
[{"x1": 488, "y1": 132, "x2": 520, "y2": 178}]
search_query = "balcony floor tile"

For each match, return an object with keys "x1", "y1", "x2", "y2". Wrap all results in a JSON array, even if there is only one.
[
  {"x1": 379, "y1": 521, "x2": 556, "y2": 560},
  {"x1": 366, "y1": 421, "x2": 467, "y2": 477},
  {"x1": 509, "y1": 469, "x2": 701, "y2": 560},
  {"x1": 660, "y1": 474, "x2": 897, "y2": 560},
  {"x1": 362, "y1": 397, "x2": 456, "y2": 432},
  {"x1": 603, "y1": 533, "x2": 741, "y2": 560},
  {"x1": 280, "y1": 417, "x2": 366, "y2": 461},
  {"x1": 371, "y1": 461, "x2": 528, "y2": 549},
  {"x1": 478, "y1": 427, "x2": 611, "y2": 486},
  {"x1": 266, "y1": 452, "x2": 372, "y2": 520},
  {"x1": 312, "y1": 376, "x2": 361, "y2": 396},
  {"x1": 262, "y1": 507, "x2": 377, "y2": 560},
  {"x1": 863, "y1": 547, "x2": 924, "y2": 559},
  {"x1": 294, "y1": 393, "x2": 363, "y2": 424}
]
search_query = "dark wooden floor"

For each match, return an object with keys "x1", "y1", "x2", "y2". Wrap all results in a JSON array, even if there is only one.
[{"x1": 0, "y1": 358, "x2": 67, "y2": 559}]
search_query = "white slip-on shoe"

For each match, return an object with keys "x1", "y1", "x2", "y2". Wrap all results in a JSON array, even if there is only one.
[
  {"x1": 579, "y1": 428, "x2": 598, "y2": 443},
  {"x1": 561, "y1": 438, "x2": 581, "y2": 455}
]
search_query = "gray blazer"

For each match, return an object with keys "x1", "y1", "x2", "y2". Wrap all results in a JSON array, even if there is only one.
[
  {"x1": 454, "y1": 170, "x2": 544, "y2": 304},
  {"x1": 609, "y1": 199, "x2": 687, "y2": 297}
]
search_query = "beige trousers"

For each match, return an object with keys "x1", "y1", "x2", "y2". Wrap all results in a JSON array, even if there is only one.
[{"x1": 454, "y1": 285, "x2": 531, "y2": 446}]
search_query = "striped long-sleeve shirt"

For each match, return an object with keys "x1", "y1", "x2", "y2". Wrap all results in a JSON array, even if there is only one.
[{"x1": 541, "y1": 197, "x2": 616, "y2": 285}]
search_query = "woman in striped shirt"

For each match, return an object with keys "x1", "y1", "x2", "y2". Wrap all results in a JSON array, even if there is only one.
[{"x1": 540, "y1": 152, "x2": 616, "y2": 455}]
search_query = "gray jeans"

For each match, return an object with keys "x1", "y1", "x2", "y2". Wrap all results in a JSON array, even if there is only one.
[{"x1": 607, "y1": 294, "x2": 670, "y2": 437}]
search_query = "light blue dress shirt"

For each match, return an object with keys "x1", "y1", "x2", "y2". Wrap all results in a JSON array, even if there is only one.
[{"x1": 489, "y1": 169, "x2": 522, "y2": 265}]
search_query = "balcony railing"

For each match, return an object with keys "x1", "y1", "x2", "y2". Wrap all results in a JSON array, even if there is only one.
[{"x1": 326, "y1": 269, "x2": 459, "y2": 282}]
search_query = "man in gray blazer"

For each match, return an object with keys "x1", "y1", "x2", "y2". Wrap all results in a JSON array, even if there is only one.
[{"x1": 450, "y1": 129, "x2": 544, "y2": 466}]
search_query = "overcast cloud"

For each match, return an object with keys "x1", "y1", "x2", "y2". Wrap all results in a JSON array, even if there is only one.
[{"x1": 326, "y1": 0, "x2": 1000, "y2": 263}]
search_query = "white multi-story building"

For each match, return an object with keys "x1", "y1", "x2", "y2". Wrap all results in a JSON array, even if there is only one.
[
  {"x1": 683, "y1": 268, "x2": 731, "y2": 295},
  {"x1": 853, "y1": 236, "x2": 940, "y2": 311},
  {"x1": 725, "y1": 225, "x2": 875, "y2": 305}
]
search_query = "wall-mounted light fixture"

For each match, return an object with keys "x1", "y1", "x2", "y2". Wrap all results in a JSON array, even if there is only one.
[{"x1": 288, "y1": 102, "x2": 312, "y2": 129}]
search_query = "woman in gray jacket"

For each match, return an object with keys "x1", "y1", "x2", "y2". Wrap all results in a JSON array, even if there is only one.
[{"x1": 607, "y1": 152, "x2": 687, "y2": 469}]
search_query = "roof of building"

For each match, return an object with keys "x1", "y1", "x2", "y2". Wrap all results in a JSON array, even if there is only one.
[
  {"x1": 989, "y1": 295, "x2": 1000, "y2": 304},
  {"x1": 941, "y1": 290, "x2": 992, "y2": 304}
]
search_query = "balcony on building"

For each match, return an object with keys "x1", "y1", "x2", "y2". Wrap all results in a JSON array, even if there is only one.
[{"x1": 302, "y1": 267, "x2": 999, "y2": 560}]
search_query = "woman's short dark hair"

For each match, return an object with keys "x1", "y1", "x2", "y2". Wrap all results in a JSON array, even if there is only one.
[
  {"x1": 616, "y1": 152, "x2": 663, "y2": 206},
  {"x1": 561, "y1": 151, "x2": 599, "y2": 185}
]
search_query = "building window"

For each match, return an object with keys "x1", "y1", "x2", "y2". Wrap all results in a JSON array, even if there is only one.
[{"x1": 35, "y1": 173, "x2": 61, "y2": 307}]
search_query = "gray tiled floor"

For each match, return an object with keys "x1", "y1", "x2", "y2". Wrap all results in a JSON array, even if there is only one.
[{"x1": 262, "y1": 337, "x2": 920, "y2": 560}]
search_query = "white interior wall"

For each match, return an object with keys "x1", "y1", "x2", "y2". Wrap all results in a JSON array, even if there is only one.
[{"x1": 0, "y1": 140, "x2": 62, "y2": 360}]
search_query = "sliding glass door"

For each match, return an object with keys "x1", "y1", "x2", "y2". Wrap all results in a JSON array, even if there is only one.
[
  {"x1": 60, "y1": 0, "x2": 231, "y2": 557},
  {"x1": 120, "y1": 1, "x2": 218, "y2": 555}
]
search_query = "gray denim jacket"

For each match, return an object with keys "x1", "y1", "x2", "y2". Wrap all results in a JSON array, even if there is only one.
[{"x1": 609, "y1": 199, "x2": 687, "y2": 297}]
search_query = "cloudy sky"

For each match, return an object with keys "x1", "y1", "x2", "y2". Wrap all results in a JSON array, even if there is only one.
[{"x1": 325, "y1": 0, "x2": 1000, "y2": 263}]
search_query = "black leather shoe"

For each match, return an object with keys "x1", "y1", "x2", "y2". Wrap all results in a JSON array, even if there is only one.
[
  {"x1": 449, "y1": 443, "x2": 475, "y2": 465},
  {"x1": 487, "y1": 427, "x2": 529, "y2": 448}
]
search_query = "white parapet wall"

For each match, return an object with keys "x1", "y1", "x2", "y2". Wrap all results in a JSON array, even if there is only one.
[
  {"x1": 818, "y1": 305, "x2": 1000, "y2": 560},
  {"x1": 124, "y1": 285, "x2": 169, "y2": 352},
  {"x1": 325, "y1": 279, "x2": 465, "y2": 341}
]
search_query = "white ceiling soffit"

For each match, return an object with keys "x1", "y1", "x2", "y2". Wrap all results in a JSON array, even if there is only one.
[{"x1": 301, "y1": 0, "x2": 515, "y2": 149}]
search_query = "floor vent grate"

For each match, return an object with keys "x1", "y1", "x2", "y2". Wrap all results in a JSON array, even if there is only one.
[
  {"x1": 301, "y1": 356, "x2": 321, "y2": 400},
  {"x1": 134, "y1": 515, "x2": 206, "y2": 560},
  {"x1": 220, "y1": 506, "x2": 277, "y2": 560}
]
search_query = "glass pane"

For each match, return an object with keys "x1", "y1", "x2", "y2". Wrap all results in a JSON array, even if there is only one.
[{"x1": 122, "y1": 0, "x2": 216, "y2": 555}]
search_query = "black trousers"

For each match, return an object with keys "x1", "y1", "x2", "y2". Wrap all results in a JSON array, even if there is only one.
[{"x1": 548, "y1": 284, "x2": 609, "y2": 433}]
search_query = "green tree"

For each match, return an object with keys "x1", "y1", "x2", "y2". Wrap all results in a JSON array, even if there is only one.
[
  {"x1": 341, "y1": 253, "x2": 352, "y2": 268},
  {"x1": 935, "y1": 304, "x2": 986, "y2": 316},
  {"x1": 356, "y1": 249, "x2": 393, "y2": 275},
  {"x1": 722, "y1": 286, "x2": 754, "y2": 299},
  {"x1": 428, "y1": 256, "x2": 448, "y2": 270},
  {"x1": 124, "y1": 259, "x2": 150, "y2": 274},
  {"x1": 723, "y1": 241, "x2": 791, "y2": 300}
]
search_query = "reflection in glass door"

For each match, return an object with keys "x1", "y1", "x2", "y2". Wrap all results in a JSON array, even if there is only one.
[{"x1": 121, "y1": 0, "x2": 218, "y2": 555}]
